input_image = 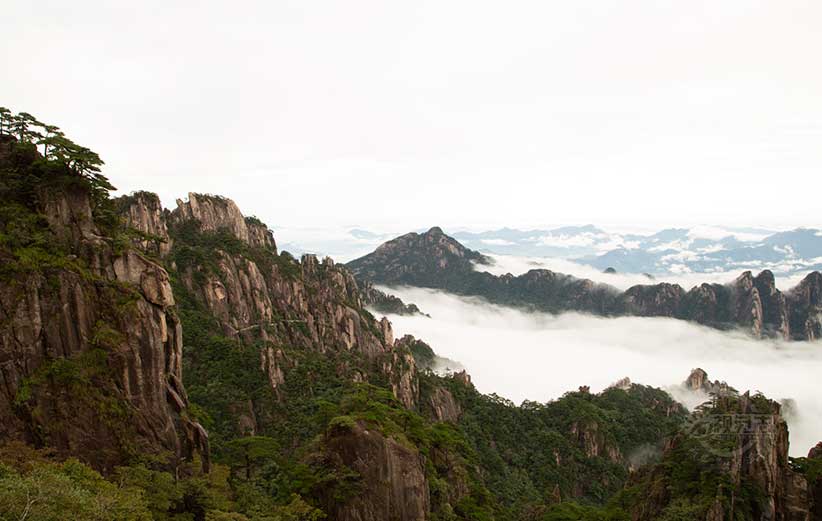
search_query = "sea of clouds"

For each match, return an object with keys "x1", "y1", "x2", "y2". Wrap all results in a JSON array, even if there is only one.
[
  {"x1": 476, "y1": 253, "x2": 811, "y2": 291},
  {"x1": 378, "y1": 286, "x2": 822, "y2": 456}
]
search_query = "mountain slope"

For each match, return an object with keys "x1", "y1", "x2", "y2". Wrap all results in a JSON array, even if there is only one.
[
  {"x1": 3, "y1": 110, "x2": 819, "y2": 520},
  {"x1": 348, "y1": 227, "x2": 822, "y2": 340},
  {"x1": 0, "y1": 134, "x2": 208, "y2": 474},
  {"x1": 119, "y1": 193, "x2": 695, "y2": 518}
]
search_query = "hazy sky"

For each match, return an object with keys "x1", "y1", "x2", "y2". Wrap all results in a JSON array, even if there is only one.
[{"x1": 4, "y1": 1, "x2": 821, "y2": 231}]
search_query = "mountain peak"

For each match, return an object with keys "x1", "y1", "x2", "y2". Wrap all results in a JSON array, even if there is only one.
[
  {"x1": 425, "y1": 226, "x2": 445, "y2": 236},
  {"x1": 347, "y1": 227, "x2": 489, "y2": 286}
]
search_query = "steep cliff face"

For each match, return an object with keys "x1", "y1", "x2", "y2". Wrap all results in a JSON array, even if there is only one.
[
  {"x1": 0, "y1": 181, "x2": 207, "y2": 473},
  {"x1": 621, "y1": 282, "x2": 685, "y2": 317},
  {"x1": 684, "y1": 367, "x2": 735, "y2": 395},
  {"x1": 787, "y1": 272, "x2": 822, "y2": 341},
  {"x1": 172, "y1": 192, "x2": 276, "y2": 250},
  {"x1": 806, "y1": 442, "x2": 822, "y2": 521},
  {"x1": 569, "y1": 419, "x2": 622, "y2": 463},
  {"x1": 119, "y1": 193, "x2": 420, "y2": 412},
  {"x1": 116, "y1": 191, "x2": 172, "y2": 256},
  {"x1": 349, "y1": 228, "x2": 821, "y2": 340},
  {"x1": 319, "y1": 421, "x2": 430, "y2": 521},
  {"x1": 360, "y1": 281, "x2": 426, "y2": 316},
  {"x1": 720, "y1": 395, "x2": 808, "y2": 521},
  {"x1": 629, "y1": 392, "x2": 809, "y2": 521}
]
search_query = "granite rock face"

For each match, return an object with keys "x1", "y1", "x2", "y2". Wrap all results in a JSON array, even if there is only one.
[
  {"x1": 717, "y1": 395, "x2": 809, "y2": 521},
  {"x1": 171, "y1": 192, "x2": 276, "y2": 250},
  {"x1": 684, "y1": 368, "x2": 735, "y2": 395},
  {"x1": 361, "y1": 281, "x2": 426, "y2": 316},
  {"x1": 808, "y1": 442, "x2": 822, "y2": 521},
  {"x1": 0, "y1": 185, "x2": 208, "y2": 474},
  {"x1": 787, "y1": 272, "x2": 822, "y2": 341},
  {"x1": 630, "y1": 393, "x2": 809, "y2": 521},
  {"x1": 117, "y1": 191, "x2": 172, "y2": 256},
  {"x1": 119, "y1": 192, "x2": 420, "y2": 410},
  {"x1": 320, "y1": 421, "x2": 430, "y2": 521},
  {"x1": 426, "y1": 386, "x2": 461, "y2": 423}
]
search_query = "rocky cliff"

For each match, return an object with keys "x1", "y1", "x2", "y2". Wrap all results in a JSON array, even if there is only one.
[
  {"x1": 684, "y1": 367, "x2": 735, "y2": 395},
  {"x1": 116, "y1": 190, "x2": 172, "y2": 256},
  {"x1": 628, "y1": 391, "x2": 809, "y2": 521},
  {"x1": 0, "y1": 140, "x2": 207, "y2": 473},
  {"x1": 348, "y1": 227, "x2": 822, "y2": 340},
  {"x1": 118, "y1": 192, "x2": 421, "y2": 413},
  {"x1": 804, "y1": 442, "x2": 822, "y2": 521},
  {"x1": 319, "y1": 420, "x2": 430, "y2": 521}
]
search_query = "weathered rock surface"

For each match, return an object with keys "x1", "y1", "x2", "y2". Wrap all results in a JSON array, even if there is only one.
[
  {"x1": 320, "y1": 421, "x2": 430, "y2": 521},
  {"x1": 631, "y1": 393, "x2": 809, "y2": 521},
  {"x1": 809, "y1": 442, "x2": 822, "y2": 521},
  {"x1": 787, "y1": 272, "x2": 822, "y2": 341},
  {"x1": 570, "y1": 420, "x2": 621, "y2": 463},
  {"x1": 720, "y1": 395, "x2": 809, "y2": 521},
  {"x1": 120, "y1": 192, "x2": 420, "y2": 410},
  {"x1": 684, "y1": 368, "x2": 735, "y2": 395},
  {"x1": 361, "y1": 281, "x2": 426, "y2": 317},
  {"x1": 171, "y1": 192, "x2": 275, "y2": 250},
  {"x1": 0, "y1": 187, "x2": 207, "y2": 474},
  {"x1": 115, "y1": 191, "x2": 172, "y2": 256},
  {"x1": 426, "y1": 386, "x2": 461, "y2": 423}
]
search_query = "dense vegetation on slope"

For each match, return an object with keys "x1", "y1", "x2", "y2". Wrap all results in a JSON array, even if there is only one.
[{"x1": 2, "y1": 109, "x2": 819, "y2": 521}]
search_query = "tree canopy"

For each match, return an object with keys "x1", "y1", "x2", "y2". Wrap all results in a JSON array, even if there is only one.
[{"x1": 0, "y1": 106, "x2": 113, "y2": 195}]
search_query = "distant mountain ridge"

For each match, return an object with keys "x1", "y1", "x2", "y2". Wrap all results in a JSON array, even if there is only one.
[
  {"x1": 453, "y1": 225, "x2": 822, "y2": 276},
  {"x1": 284, "y1": 224, "x2": 822, "y2": 277},
  {"x1": 347, "y1": 227, "x2": 822, "y2": 341}
]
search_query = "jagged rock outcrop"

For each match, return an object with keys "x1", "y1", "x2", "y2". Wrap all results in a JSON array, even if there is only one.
[
  {"x1": 569, "y1": 420, "x2": 621, "y2": 463},
  {"x1": 723, "y1": 394, "x2": 809, "y2": 521},
  {"x1": 361, "y1": 281, "x2": 426, "y2": 316},
  {"x1": 171, "y1": 192, "x2": 275, "y2": 250},
  {"x1": 119, "y1": 192, "x2": 420, "y2": 410},
  {"x1": 348, "y1": 228, "x2": 822, "y2": 340},
  {"x1": 787, "y1": 272, "x2": 822, "y2": 341},
  {"x1": 0, "y1": 185, "x2": 208, "y2": 474},
  {"x1": 319, "y1": 420, "x2": 430, "y2": 521},
  {"x1": 426, "y1": 386, "x2": 461, "y2": 423},
  {"x1": 608, "y1": 377, "x2": 632, "y2": 391},
  {"x1": 754, "y1": 270, "x2": 791, "y2": 337},
  {"x1": 115, "y1": 191, "x2": 172, "y2": 256},
  {"x1": 808, "y1": 442, "x2": 822, "y2": 521},
  {"x1": 684, "y1": 368, "x2": 735, "y2": 395},
  {"x1": 622, "y1": 282, "x2": 684, "y2": 317},
  {"x1": 630, "y1": 392, "x2": 809, "y2": 521}
]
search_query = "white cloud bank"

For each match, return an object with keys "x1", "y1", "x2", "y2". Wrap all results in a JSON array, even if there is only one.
[{"x1": 379, "y1": 286, "x2": 822, "y2": 456}]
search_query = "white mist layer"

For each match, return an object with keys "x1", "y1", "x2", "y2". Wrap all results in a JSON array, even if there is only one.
[
  {"x1": 379, "y1": 286, "x2": 822, "y2": 456},
  {"x1": 476, "y1": 254, "x2": 810, "y2": 291}
]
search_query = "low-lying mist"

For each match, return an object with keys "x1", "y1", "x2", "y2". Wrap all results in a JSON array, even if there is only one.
[
  {"x1": 476, "y1": 253, "x2": 811, "y2": 291},
  {"x1": 379, "y1": 286, "x2": 822, "y2": 456}
]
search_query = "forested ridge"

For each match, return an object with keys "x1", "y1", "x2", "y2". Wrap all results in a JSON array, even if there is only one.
[{"x1": 1, "y1": 109, "x2": 820, "y2": 521}]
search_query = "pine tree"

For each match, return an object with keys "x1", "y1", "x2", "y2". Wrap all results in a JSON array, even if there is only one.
[{"x1": 0, "y1": 107, "x2": 11, "y2": 135}]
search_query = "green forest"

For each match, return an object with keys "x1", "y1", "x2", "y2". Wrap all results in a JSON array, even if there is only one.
[{"x1": 2, "y1": 108, "x2": 820, "y2": 521}]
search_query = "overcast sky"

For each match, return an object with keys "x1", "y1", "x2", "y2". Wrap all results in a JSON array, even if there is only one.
[{"x1": 4, "y1": 1, "x2": 821, "y2": 232}]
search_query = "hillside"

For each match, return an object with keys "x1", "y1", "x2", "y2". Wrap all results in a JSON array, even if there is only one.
[{"x1": 1, "y1": 109, "x2": 820, "y2": 520}]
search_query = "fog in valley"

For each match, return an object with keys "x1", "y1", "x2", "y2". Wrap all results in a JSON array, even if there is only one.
[
  {"x1": 477, "y1": 253, "x2": 811, "y2": 291},
  {"x1": 379, "y1": 286, "x2": 822, "y2": 456}
]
